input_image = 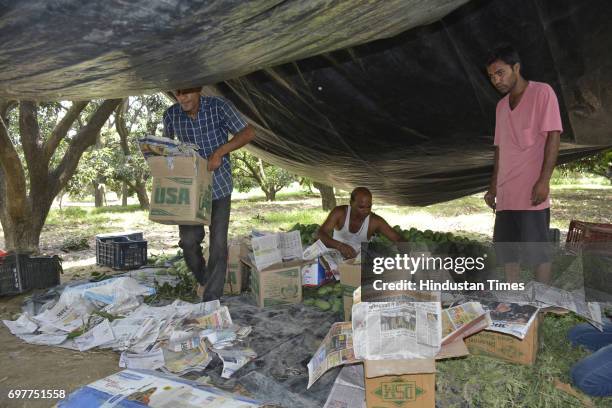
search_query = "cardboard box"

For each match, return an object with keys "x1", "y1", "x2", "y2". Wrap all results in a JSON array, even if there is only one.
[
  {"x1": 224, "y1": 241, "x2": 250, "y2": 295},
  {"x1": 243, "y1": 259, "x2": 304, "y2": 308},
  {"x1": 301, "y1": 260, "x2": 325, "y2": 287},
  {"x1": 464, "y1": 314, "x2": 541, "y2": 365},
  {"x1": 148, "y1": 155, "x2": 213, "y2": 225},
  {"x1": 339, "y1": 260, "x2": 361, "y2": 320},
  {"x1": 365, "y1": 368, "x2": 435, "y2": 408},
  {"x1": 364, "y1": 341, "x2": 469, "y2": 408},
  {"x1": 302, "y1": 257, "x2": 336, "y2": 287}
]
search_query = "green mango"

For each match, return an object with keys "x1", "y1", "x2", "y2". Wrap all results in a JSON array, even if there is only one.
[{"x1": 315, "y1": 300, "x2": 331, "y2": 311}]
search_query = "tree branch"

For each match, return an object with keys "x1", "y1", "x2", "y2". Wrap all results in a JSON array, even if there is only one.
[
  {"x1": 236, "y1": 154, "x2": 265, "y2": 187},
  {"x1": 115, "y1": 99, "x2": 130, "y2": 155},
  {"x1": 0, "y1": 108, "x2": 28, "y2": 220},
  {"x1": 0, "y1": 99, "x2": 17, "y2": 121},
  {"x1": 50, "y1": 99, "x2": 122, "y2": 197},
  {"x1": 44, "y1": 101, "x2": 88, "y2": 162},
  {"x1": 19, "y1": 101, "x2": 43, "y2": 174}
]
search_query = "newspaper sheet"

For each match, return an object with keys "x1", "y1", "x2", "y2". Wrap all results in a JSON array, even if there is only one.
[
  {"x1": 162, "y1": 344, "x2": 212, "y2": 375},
  {"x1": 279, "y1": 230, "x2": 303, "y2": 261},
  {"x1": 75, "y1": 319, "x2": 115, "y2": 351},
  {"x1": 185, "y1": 306, "x2": 233, "y2": 330},
  {"x1": 57, "y1": 369, "x2": 262, "y2": 407},
  {"x1": 100, "y1": 316, "x2": 160, "y2": 352},
  {"x1": 478, "y1": 300, "x2": 539, "y2": 339},
  {"x1": 119, "y1": 348, "x2": 165, "y2": 370},
  {"x1": 213, "y1": 348, "x2": 258, "y2": 379},
  {"x1": 15, "y1": 332, "x2": 68, "y2": 346},
  {"x1": 323, "y1": 364, "x2": 366, "y2": 408},
  {"x1": 303, "y1": 239, "x2": 329, "y2": 260},
  {"x1": 201, "y1": 328, "x2": 237, "y2": 348},
  {"x1": 3, "y1": 313, "x2": 38, "y2": 335},
  {"x1": 531, "y1": 282, "x2": 603, "y2": 329},
  {"x1": 61, "y1": 277, "x2": 155, "y2": 307},
  {"x1": 441, "y1": 302, "x2": 491, "y2": 345},
  {"x1": 138, "y1": 135, "x2": 200, "y2": 158},
  {"x1": 352, "y1": 301, "x2": 441, "y2": 360},
  {"x1": 33, "y1": 300, "x2": 91, "y2": 333},
  {"x1": 307, "y1": 322, "x2": 358, "y2": 389},
  {"x1": 251, "y1": 233, "x2": 282, "y2": 270}
]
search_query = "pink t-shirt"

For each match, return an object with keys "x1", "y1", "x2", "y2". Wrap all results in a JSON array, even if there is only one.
[{"x1": 494, "y1": 81, "x2": 563, "y2": 211}]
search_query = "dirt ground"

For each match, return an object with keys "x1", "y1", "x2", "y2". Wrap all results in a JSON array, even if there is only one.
[{"x1": 0, "y1": 294, "x2": 119, "y2": 408}]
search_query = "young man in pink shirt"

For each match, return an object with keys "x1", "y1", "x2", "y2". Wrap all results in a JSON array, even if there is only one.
[{"x1": 484, "y1": 45, "x2": 562, "y2": 284}]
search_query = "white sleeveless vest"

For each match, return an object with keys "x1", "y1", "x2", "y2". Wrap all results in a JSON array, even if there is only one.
[{"x1": 332, "y1": 206, "x2": 370, "y2": 252}]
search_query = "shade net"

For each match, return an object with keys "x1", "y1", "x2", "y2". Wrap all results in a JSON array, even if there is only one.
[{"x1": 1, "y1": 0, "x2": 610, "y2": 204}]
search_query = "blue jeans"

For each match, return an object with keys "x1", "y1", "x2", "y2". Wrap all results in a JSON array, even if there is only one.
[{"x1": 568, "y1": 319, "x2": 612, "y2": 397}]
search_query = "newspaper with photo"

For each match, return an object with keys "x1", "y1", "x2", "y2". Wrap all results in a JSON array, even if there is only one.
[
  {"x1": 352, "y1": 300, "x2": 441, "y2": 360},
  {"x1": 307, "y1": 322, "x2": 359, "y2": 389},
  {"x1": 478, "y1": 300, "x2": 539, "y2": 339},
  {"x1": 441, "y1": 301, "x2": 491, "y2": 345},
  {"x1": 57, "y1": 369, "x2": 262, "y2": 407}
]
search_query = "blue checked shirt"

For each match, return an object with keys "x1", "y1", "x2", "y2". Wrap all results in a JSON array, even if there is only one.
[{"x1": 163, "y1": 96, "x2": 248, "y2": 200}]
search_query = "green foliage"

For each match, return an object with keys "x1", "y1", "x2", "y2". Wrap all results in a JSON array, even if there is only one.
[
  {"x1": 288, "y1": 222, "x2": 320, "y2": 246},
  {"x1": 66, "y1": 143, "x2": 119, "y2": 199},
  {"x1": 437, "y1": 313, "x2": 610, "y2": 407},
  {"x1": 560, "y1": 150, "x2": 611, "y2": 176},
  {"x1": 231, "y1": 150, "x2": 297, "y2": 200},
  {"x1": 60, "y1": 235, "x2": 90, "y2": 252},
  {"x1": 66, "y1": 94, "x2": 170, "y2": 202},
  {"x1": 45, "y1": 207, "x2": 111, "y2": 232},
  {"x1": 91, "y1": 204, "x2": 142, "y2": 214},
  {"x1": 145, "y1": 256, "x2": 199, "y2": 303}
]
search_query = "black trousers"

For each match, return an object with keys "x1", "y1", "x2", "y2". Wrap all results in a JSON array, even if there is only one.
[
  {"x1": 178, "y1": 195, "x2": 231, "y2": 301},
  {"x1": 493, "y1": 208, "x2": 551, "y2": 265}
]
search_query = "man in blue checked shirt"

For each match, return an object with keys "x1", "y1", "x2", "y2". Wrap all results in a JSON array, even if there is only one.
[{"x1": 163, "y1": 87, "x2": 255, "y2": 301}]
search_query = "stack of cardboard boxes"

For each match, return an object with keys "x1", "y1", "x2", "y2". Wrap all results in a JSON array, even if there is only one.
[{"x1": 336, "y1": 257, "x2": 542, "y2": 408}]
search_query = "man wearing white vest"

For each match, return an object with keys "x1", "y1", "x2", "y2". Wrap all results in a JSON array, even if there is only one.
[{"x1": 317, "y1": 187, "x2": 401, "y2": 259}]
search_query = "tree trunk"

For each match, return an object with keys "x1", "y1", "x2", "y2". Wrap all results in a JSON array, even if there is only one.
[
  {"x1": 314, "y1": 182, "x2": 336, "y2": 210},
  {"x1": 135, "y1": 181, "x2": 149, "y2": 210},
  {"x1": 94, "y1": 182, "x2": 104, "y2": 207},
  {"x1": 264, "y1": 188, "x2": 276, "y2": 201},
  {"x1": 0, "y1": 209, "x2": 45, "y2": 254},
  {"x1": 121, "y1": 182, "x2": 128, "y2": 206},
  {"x1": 0, "y1": 98, "x2": 121, "y2": 254}
]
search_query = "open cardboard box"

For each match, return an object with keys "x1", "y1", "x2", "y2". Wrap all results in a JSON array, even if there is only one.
[
  {"x1": 241, "y1": 257, "x2": 306, "y2": 308},
  {"x1": 224, "y1": 240, "x2": 250, "y2": 295},
  {"x1": 464, "y1": 312, "x2": 542, "y2": 366}
]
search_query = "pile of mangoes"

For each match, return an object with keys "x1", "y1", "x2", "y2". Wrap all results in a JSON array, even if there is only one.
[
  {"x1": 372, "y1": 226, "x2": 490, "y2": 259},
  {"x1": 303, "y1": 282, "x2": 343, "y2": 313}
]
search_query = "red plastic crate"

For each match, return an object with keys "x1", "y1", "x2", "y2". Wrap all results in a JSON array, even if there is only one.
[{"x1": 566, "y1": 220, "x2": 612, "y2": 254}]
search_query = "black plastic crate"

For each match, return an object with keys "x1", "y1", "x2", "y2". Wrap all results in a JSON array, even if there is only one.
[
  {"x1": 0, "y1": 254, "x2": 62, "y2": 295},
  {"x1": 95, "y1": 231, "x2": 143, "y2": 258},
  {"x1": 96, "y1": 235, "x2": 147, "y2": 270}
]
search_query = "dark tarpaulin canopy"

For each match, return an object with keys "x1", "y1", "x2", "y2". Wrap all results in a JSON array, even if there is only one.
[{"x1": 1, "y1": 0, "x2": 610, "y2": 205}]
